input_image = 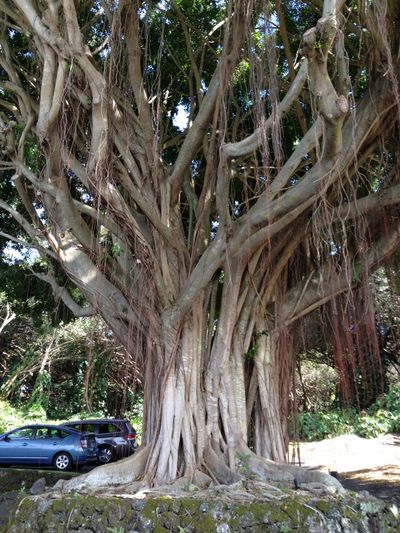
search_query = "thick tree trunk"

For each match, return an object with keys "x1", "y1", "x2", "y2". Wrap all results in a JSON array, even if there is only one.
[
  {"x1": 145, "y1": 286, "x2": 250, "y2": 485},
  {"x1": 62, "y1": 296, "x2": 345, "y2": 493},
  {"x1": 251, "y1": 330, "x2": 290, "y2": 462},
  {"x1": 143, "y1": 264, "x2": 294, "y2": 485},
  {"x1": 147, "y1": 305, "x2": 207, "y2": 485}
]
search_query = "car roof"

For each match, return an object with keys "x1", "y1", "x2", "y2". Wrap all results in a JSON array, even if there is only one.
[
  {"x1": 5, "y1": 424, "x2": 77, "y2": 433},
  {"x1": 64, "y1": 419, "x2": 127, "y2": 424}
]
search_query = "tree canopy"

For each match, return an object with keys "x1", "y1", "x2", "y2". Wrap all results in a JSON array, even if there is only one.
[{"x1": 0, "y1": 0, "x2": 399, "y2": 489}]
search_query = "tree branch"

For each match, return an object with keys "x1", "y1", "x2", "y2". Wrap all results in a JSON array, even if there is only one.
[
  {"x1": 32, "y1": 271, "x2": 94, "y2": 317},
  {"x1": 0, "y1": 231, "x2": 57, "y2": 260},
  {"x1": 282, "y1": 221, "x2": 400, "y2": 325},
  {"x1": 0, "y1": 303, "x2": 16, "y2": 335},
  {"x1": 223, "y1": 60, "x2": 309, "y2": 159},
  {"x1": 168, "y1": 0, "x2": 252, "y2": 206}
]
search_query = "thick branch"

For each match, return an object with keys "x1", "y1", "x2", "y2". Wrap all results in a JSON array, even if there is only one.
[
  {"x1": 123, "y1": 0, "x2": 154, "y2": 163},
  {"x1": 0, "y1": 303, "x2": 16, "y2": 335},
  {"x1": 335, "y1": 183, "x2": 400, "y2": 220},
  {"x1": 224, "y1": 60, "x2": 309, "y2": 159},
  {"x1": 301, "y1": 0, "x2": 348, "y2": 160},
  {"x1": 33, "y1": 271, "x2": 94, "y2": 317}
]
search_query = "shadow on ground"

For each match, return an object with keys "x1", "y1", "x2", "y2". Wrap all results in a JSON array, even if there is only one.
[{"x1": 338, "y1": 465, "x2": 400, "y2": 504}]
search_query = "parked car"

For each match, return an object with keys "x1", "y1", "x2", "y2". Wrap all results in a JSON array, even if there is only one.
[
  {"x1": 62, "y1": 419, "x2": 136, "y2": 464},
  {"x1": 0, "y1": 424, "x2": 97, "y2": 471}
]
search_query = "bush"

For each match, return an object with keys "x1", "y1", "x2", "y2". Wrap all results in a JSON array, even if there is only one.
[
  {"x1": 292, "y1": 385, "x2": 400, "y2": 441},
  {"x1": 352, "y1": 410, "x2": 394, "y2": 438},
  {"x1": 295, "y1": 360, "x2": 338, "y2": 412},
  {"x1": 293, "y1": 410, "x2": 354, "y2": 441},
  {"x1": 0, "y1": 400, "x2": 24, "y2": 433}
]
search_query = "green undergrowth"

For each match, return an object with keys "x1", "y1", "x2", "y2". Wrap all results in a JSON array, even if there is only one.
[{"x1": 291, "y1": 385, "x2": 400, "y2": 441}]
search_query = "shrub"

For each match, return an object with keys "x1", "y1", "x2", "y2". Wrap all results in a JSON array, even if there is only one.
[
  {"x1": 292, "y1": 384, "x2": 400, "y2": 441},
  {"x1": 353, "y1": 410, "x2": 394, "y2": 438},
  {"x1": 293, "y1": 410, "x2": 354, "y2": 441},
  {"x1": 0, "y1": 400, "x2": 25, "y2": 433}
]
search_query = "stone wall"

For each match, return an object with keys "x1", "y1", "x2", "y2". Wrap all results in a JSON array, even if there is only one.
[{"x1": 3, "y1": 491, "x2": 400, "y2": 532}]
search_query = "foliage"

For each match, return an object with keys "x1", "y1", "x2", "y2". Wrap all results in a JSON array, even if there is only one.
[
  {"x1": 127, "y1": 394, "x2": 143, "y2": 444},
  {"x1": 292, "y1": 410, "x2": 354, "y2": 442},
  {"x1": 1, "y1": 315, "x2": 142, "y2": 421},
  {"x1": 0, "y1": 399, "x2": 60, "y2": 434},
  {"x1": 292, "y1": 385, "x2": 400, "y2": 441},
  {"x1": 0, "y1": 260, "x2": 72, "y2": 326},
  {"x1": 0, "y1": 400, "x2": 23, "y2": 434},
  {"x1": 295, "y1": 360, "x2": 338, "y2": 412}
]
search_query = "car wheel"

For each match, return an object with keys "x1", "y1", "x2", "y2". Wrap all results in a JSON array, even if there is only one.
[
  {"x1": 53, "y1": 452, "x2": 72, "y2": 471},
  {"x1": 98, "y1": 445, "x2": 114, "y2": 464}
]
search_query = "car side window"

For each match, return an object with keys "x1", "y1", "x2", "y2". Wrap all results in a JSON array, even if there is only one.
[
  {"x1": 82, "y1": 424, "x2": 97, "y2": 433},
  {"x1": 8, "y1": 428, "x2": 34, "y2": 440},
  {"x1": 98, "y1": 423, "x2": 121, "y2": 434},
  {"x1": 35, "y1": 428, "x2": 49, "y2": 439},
  {"x1": 55, "y1": 430, "x2": 69, "y2": 439},
  {"x1": 49, "y1": 429, "x2": 69, "y2": 439}
]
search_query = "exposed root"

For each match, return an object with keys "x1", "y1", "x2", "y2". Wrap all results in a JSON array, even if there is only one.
[
  {"x1": 204, "y1": 444, "x2": 241, "y2": 485},
  {"x1": 51, "y1": 442, "x2": 343, "y2": 501},
  {"x1": 59, "y1": 445, "x2": 150, "y2": 493},
  {"x1": 237, "y1": 445, "x2": 345, "y2": 494}
]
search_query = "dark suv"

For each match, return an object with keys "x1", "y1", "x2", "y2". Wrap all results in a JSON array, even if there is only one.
[{"x1": 63, "y1": 419, "x2": 136, "y2": 464}]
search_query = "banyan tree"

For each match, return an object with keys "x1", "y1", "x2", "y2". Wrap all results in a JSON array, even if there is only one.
[{"x1": 0, "y1": 0, "x2": 399, "y2": 489}]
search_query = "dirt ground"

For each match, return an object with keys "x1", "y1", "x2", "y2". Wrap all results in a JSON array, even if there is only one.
[{"x1": 291, "y1": 434, "x2": 400, "y2": 503}]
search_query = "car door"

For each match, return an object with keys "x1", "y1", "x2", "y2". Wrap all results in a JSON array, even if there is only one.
[
  {"x1": 0, "y1": 427, "x2": 35, "y2": 465},
  {"x1": 98, "y1": 423, "x2": 122, "y2": 444},
  {"x1": 30, "y1": 426, "x2": 59, "y2": 465},
  {"x1": 98, "y1": 423, "x2": 129, "y2": 456}
]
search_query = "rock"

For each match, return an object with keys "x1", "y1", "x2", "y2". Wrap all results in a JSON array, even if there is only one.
[
  {"x1": 216, "y1": 523, "x2": 230, "y2": 532},
  {"x1": 131, "y1": 499, "x2": 145, "y2": 511},
  {"x1": 52, "y1": 479, "x2": 65, "y2": 491},
  {"x1": 29, "y1": 478, "x2": 46, "y2": 495},
  {"x1": 0, "y1": 491, "x2": 19, "y2": 528},
  {"x1": 199, "y1": 501, "x2": 209, "y2": 513}
]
